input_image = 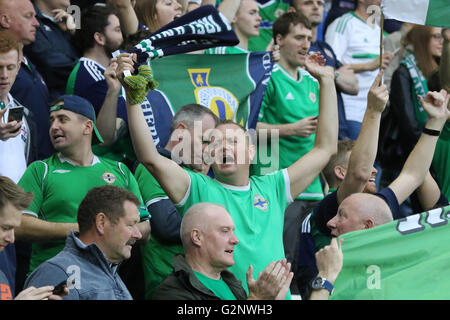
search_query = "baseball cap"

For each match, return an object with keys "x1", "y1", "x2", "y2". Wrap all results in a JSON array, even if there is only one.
[{"x1": 50, "y1": 95, "x2": 104, "y2": 145}]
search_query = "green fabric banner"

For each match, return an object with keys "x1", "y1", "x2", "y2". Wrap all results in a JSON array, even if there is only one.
[
  {"x1": 149, "y1": 52, "x2": 273, "y2": 131},
  {"x1": 331, "y1": 205, "x2": 450, "y2": 300}
]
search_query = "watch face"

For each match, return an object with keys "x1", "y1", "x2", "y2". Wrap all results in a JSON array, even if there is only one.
[{"x1": 312, "y1": 277, "x2": 323, "y2": 289}]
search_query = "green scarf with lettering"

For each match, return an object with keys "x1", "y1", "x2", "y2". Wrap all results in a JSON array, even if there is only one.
[{"x1": 400, "y1": 50, "x2": 429, "y2": 128}]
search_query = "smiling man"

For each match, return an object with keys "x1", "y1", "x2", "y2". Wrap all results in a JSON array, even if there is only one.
[
  {"x1": 117, "y1": 28, "x2": 338, "y2": 298},
  {"x1": 24, "y1": 185, "x2": 143, "y2": 300},
  {"x1": 154, "y1": 202, "x2": 293, "y2": 300},
  {"x1": 16, "y1": 94, "x2": 151, "y2": 275}
]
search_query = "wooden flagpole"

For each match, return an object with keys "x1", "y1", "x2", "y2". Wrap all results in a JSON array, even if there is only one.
[{"x1": 380, "y1": 12, "x2": 384, "y2": 70}]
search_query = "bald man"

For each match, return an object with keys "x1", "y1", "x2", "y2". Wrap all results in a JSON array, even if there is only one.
[
  {"x1": 155, "y1": 202, "x2": 343, "y2": 300},
  {"x1": 154, "y1": 202, "x2": 293, "y2": 300},
  {"x1": 326, "y1": 90, "x2": 450, "y2": 237},
  {"x1": 327, "y1": 193, "x2": 393, "y2": 237}
]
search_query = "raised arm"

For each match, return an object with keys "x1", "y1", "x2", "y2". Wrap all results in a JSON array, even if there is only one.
[
  {"x1": 95, "y1": 58, "x2": 126, "y2": 146},
  {"x1": 337, "y1": 70, "x2": 388, "y2": 203},
  {"x1": 116, "y1": 55, "x2": 190, "y2": 204},
  {"x1": 287, "y1": 53, "x2": 338, "y2": 200},
  {"x1": 389, "y1": 90, "x2": 450, "y2": 204},
  {"x1": 415, "y1": 172, "x2": 447, "y2": 211},
  {"x1": 106, "y1": 0, "x2": 139, "y2": 36}
]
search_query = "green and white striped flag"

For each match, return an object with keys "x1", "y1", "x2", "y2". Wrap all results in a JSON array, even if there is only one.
[{"x1": 382, "y1": 0, "x2": 450, "y2": 28}]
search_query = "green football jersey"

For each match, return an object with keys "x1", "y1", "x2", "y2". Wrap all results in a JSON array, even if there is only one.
[
  {"x1": 251, "y1": 64, "x2": 324, "y2": 201},
  {"x1": 18, "y1": 153, "x2": 149, "y2": 273},
  {"x1": 194, "y1": 271, "x2": 237, "y2": 300},
  {"x1": 432, "y1": 122, "x2": 450, "y2": 199},
  {"x1": 134, "y1": 163, "x2": 185, "y2": 299},
  {"x1": 204, "y1": 46, "x2": 249, "y2": 55},
  {"x1": 248, "y1": 0, "x2": 290, "y2": 51},
  {"x1": 176, "y1": 169, "x2": 293, "y2": 296}
]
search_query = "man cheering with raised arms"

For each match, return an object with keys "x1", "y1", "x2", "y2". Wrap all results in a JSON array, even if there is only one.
[{"x1": 116, "y1": 49, "x2": 339, "y2": 298}]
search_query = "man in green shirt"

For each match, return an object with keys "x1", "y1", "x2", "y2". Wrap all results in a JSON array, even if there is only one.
[
  {"x1": 135, "y1": 104, "x2": 219, "y2": 299},
  {"x1": 154, "y1": 202, "x2": 293, "y2": 300},
  {"x1": 116, "y1": 40, "x2": 337, "y2": 297},
  {"x1": 16, "y1": 95, "x2": 150, "y2": 274},
  {"x1": 251, "y1": 12, "x2": 322, "y2": 294}
]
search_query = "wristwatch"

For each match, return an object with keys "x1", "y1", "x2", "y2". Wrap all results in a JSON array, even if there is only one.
[
  {"x1": 334, "y1": 70, "x2": 340, "y2": 81},
  {"x1": 311, "y1": 277, "x2": 334, "y2": 295}
]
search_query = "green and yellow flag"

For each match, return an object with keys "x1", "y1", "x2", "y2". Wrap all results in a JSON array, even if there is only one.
[{"x1": 148, "y1": 52, "x2": 273, "y2": 133}]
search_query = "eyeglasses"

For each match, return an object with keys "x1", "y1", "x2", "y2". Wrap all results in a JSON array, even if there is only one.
[{"x1": 431, "y1": 34, "x2": 443, "y2": 41}]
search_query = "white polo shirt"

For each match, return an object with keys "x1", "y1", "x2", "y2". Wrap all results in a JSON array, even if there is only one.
[{"x1": 0, "y1": 93, "x2": 29, "y2": 183}]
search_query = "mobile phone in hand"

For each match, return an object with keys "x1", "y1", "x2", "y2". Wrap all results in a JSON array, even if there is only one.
[
  {"x1": 52, "y1": 279, "x2": 68, "y2": 295},
  {"x1": 7, "y1": 106, "x2": 24, "y2": 122}
]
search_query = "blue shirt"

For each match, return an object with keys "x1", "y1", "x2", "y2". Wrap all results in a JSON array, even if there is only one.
[
  {"x1": 0, "y1": 245, "x2": 16, "y2": 295},
  {"x1": 24, "y1": 5, "x2": 79, "y2": 101}
]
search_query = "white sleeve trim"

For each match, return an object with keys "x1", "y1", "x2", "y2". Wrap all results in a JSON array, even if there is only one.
[
  {"x1": 282, "y1": 168, "x2": 294, "y2": 204},
  {"x1": 22, "y1": 210, "x2": 38, "y2": 218},
  {"x1": 146, "y1": 196, "x2": 169, "y2": 208},
  {"x1": 174, "y1": 175, "x2": 192, "y2": 207}
]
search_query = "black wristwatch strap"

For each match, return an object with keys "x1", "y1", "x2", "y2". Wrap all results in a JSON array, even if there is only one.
[{"x1": 423, "y1": 127, "x2": 441, "y2": 136}]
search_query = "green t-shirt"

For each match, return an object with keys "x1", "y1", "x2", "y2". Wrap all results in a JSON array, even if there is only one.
[
  {"x1": 204, "y1": 46, "x2": 249, "y2": 55},
  {"x1": 134, "y1": 163, "x2": 185, "y2": 299},
  {"x1": 251, "y1": 64, "x2": 324, "y2": 201},
  {"x1": 18, "y1": 153, "x2": 149, "y2": 273},
  {"x1": 248, "y1": 0, "x2": 290, "y2": 51},
  {"x1": 432, "y1": 122, "x2": 450, "y2": 199},
  {"x1": 194, "y1": 271, "x2": 237, "y2": 300},
  {"x1": 176, "y1": 169, "x2": 293, "y2": 296}
]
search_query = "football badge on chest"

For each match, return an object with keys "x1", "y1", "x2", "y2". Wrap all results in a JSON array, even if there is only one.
[
  {"x1": 253, "y1": 194, "x2": 269, "y2": 212},
  {"x1": 102, "y1": 172, "x2": 117, "y2": 184},
  {"x1": 309, "y1": 91, "x2": 317, "y2": 103}
]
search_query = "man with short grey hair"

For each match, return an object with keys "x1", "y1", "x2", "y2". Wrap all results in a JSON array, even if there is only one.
[
  {"x1": 135, "y1": 104, "x2": 219, "y2": 299},
  {"x1": 24, "y1": 185, "x2": 143, "y2": 300}
]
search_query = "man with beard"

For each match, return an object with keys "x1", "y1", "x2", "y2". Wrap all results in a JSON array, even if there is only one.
[{"x1": 66, "y1": 4, "x2": 126, "y2": 140}]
